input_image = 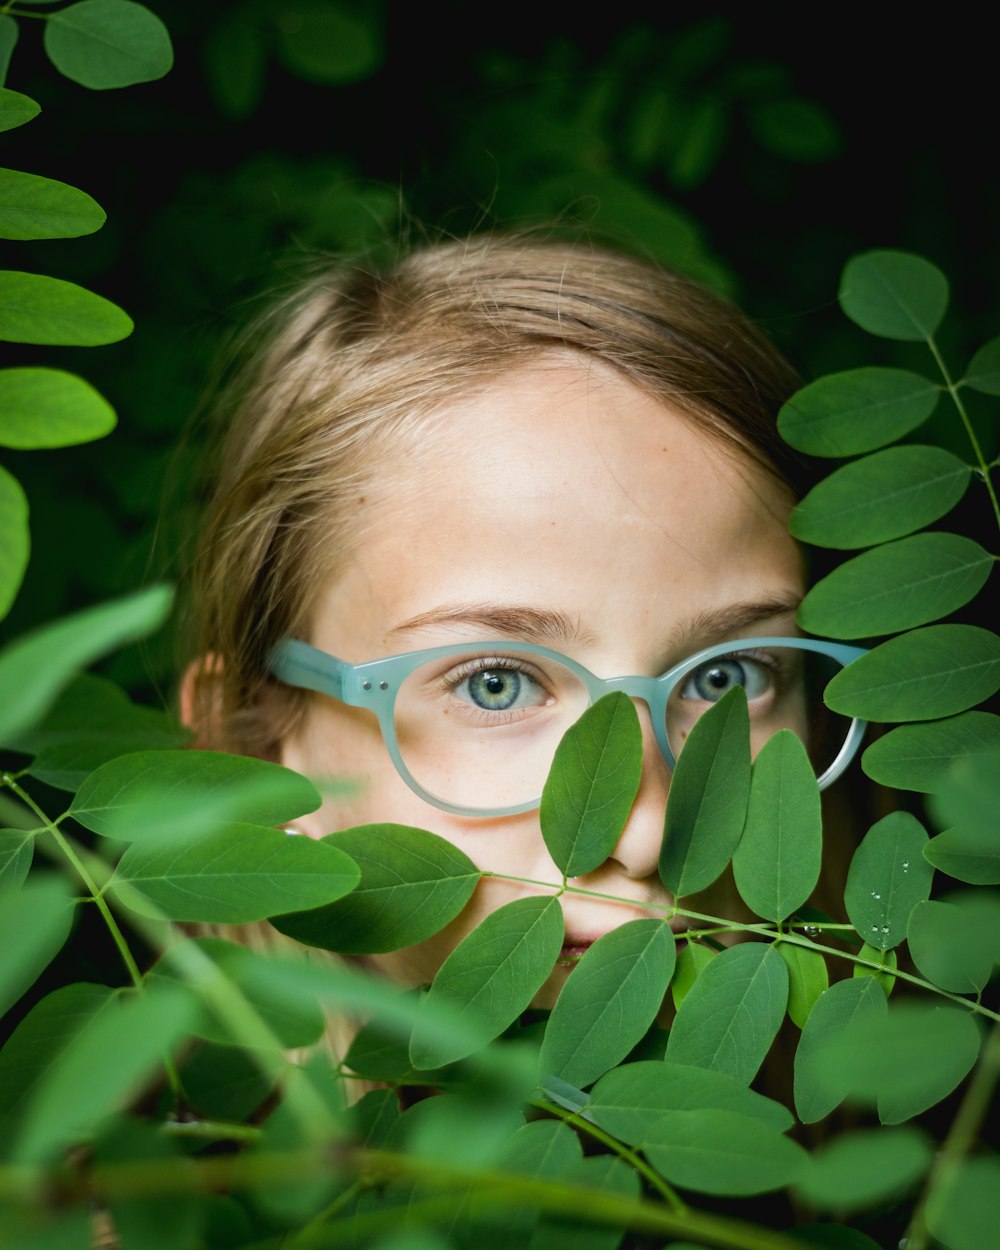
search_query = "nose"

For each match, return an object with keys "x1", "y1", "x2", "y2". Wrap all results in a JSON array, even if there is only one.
[{"x1": 604, "y1": 704, "x2": 671, "y2": 881}]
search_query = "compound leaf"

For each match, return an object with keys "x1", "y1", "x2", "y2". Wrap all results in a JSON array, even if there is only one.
[
  {"x1": 272, "y1": 824, "x2": 480, "y2": 954},
  {"x1": 839, "y1": 250, "x2": 948, "y2": 341}
]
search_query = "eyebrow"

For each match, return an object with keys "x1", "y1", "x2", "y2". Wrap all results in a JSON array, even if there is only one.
[
  {"x1": 389, "y1": 604, "x2": 598, "y2": 647},
  {"x1": 680, "y1": 595, "x2": 803, "y2": 644}
]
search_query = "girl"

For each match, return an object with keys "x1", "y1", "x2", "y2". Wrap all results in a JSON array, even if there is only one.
[{"x1": 182, "y1": 234, "x2": 865, "y2": 1004}]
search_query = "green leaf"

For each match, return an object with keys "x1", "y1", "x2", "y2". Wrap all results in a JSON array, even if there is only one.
[
  {"x1": 0, "y1": 875, "x2": 74, "y2": 1017},
  {"x1": 179, "y1": 1042, "x2": 274, "y2": 1122},
  {"x1": 0, "y1": 88, "x2": 38, "y2": 133},
  {"x1": 410, "y1": 895, "x2": 564, "y2": 1069},
  {"x1": 788, "y1": 445, "x2": 971, "y2": 549},
  {"x1": 43, "y1": 0, "x2": 173, "y2": 89},
  {"x1": 843, "y1": 811, "x2": 933, "y2": 950},
  {"x1": 798, "y1": 533, "x2": 993, "y2": 639},
  {"x1": 816, "y1": 1002, "x2": 981, "y2": 1124},
  {"x1": 825, "y1": 625, "x2": 1000, "y2": 722},
  {"x1": 149, "y1": 936, "x2": 327, "y2": 1050},
  {"x1": 777, "y1": 941, "x2": 829, "y2": 1028},
  {"x1": 670, "y1": 939, "x2": 716, "y2": 1010},
  {"x1": 664, "y1": 942, "x2": 787, "y2": 1083},
  {"x1": 862, "y1": 711, "x2": 1000, "y2": 793},
  {"x1": 111, "y1": 822, "x2": 359, "y2": 923},
  {"x1": 963, "y1": 335, "x2": 1000, "y2": 396},
  {"x1": 539, "y1": 919, "x2": 675, "y2": 1089},
  {"x1": 0, "y1": 464, "x2": 28, "y2": 622},
  {"x1": 0, "y1": 270, "x2": 132, "y2": 345},
  {"x1": 928, "y1": 751, "x2": 1000, "y2": 843},
  {"x1": 642, "y1": 1108, "x2": 807, "y2": 1195},
  {"x1": 272, "y1": 824, "x2": 479, "y2": 954},
  {"x1": 0, "y1": 18, "x2": 18, "y2": 87},
  {"x1": 924, "y1": 826, "x2": 1000, "y2": 884},
  {"x1": 793, "y1": 977, "x2": 887, "y2": 1123},
  {"x1": 202, "y1": 14, "x2": 266, "y2": 119},
  {"x1": 9, "y1": 673, "x2": 189, "y2": 792},
  {"x1": 532, "y1": 1154, "x2": 638, "y2": 1250},
  {"x1": 777, "y1": 367, "x2": 940, "y2": 457},
  {"x1": 794, "y1": 1228, "x2": 882, "y2": 1250},
  {"x1": 70, "y1": 748, "x2": 321, "y2": 840},
  {"x1": 587, "y1": 1059, "x2": 793, "y2": 1145},
  {"x1": 0, "y1": 367, "x2": 116, "y2": 448},
  {"x1": 540, "y1": 693, "x2": 642, "y2": 878},
  {"x1": 852, "y1": 942, "x2": 897, "y2": 996},
  {"x1": 906, "y1": 898, "x2": 995, "y2": 992},
  {"x1": 0, "y1": 585, "x2": 172, "y2": 744},
  {"x1": 749, "y1": 97, "x2": 841, "y2": 162},
  {"x1": 732, "y1": 731, "x2": 821, "y2": 922},
  {"x1": 0, "y1": 828, "x2": 32, "y2": 895},
  {"x1": 839, "y1": 250, "x2": 949, "y2": 341},
  {"x1": 926, "y1": 1157, "x2": 1000, "y2": 1250},
  {"x1": 274, "y1": 0, "x2": 382, "y2": 85},
  {"x1": 795, "y1": 1125, "x2": 931, "y2": 1212},
  {"x1": 13, "y1": 983, "x2": 197, "y2": 1164},
  {"x1": 0, "y1": 985, "x2": 118, "y2": 1143},
  {"x1": 660, "y1": 687, "x2": 750, "y2": 898},
  {"x1": 0, "y1": 169, "x2": 105, "y2": 240}
]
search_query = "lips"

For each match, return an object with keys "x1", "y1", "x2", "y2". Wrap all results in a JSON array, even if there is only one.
[{"x1": 558, "y1": 916, "x2": 688, "y2": 967}]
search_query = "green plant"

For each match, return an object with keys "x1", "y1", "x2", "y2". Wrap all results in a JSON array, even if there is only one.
[{"x1": 1, "y1": 247, "x2": 998, "y2": 1247}]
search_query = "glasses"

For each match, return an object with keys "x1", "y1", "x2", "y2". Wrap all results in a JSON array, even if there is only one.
[{"x1": 269, "y1": 635, "x2": 868, "y2": 818}]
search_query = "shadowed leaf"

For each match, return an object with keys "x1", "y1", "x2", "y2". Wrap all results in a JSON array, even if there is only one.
[
  {"x1": 862, "y1": 711, "x2": 1000, "y2": 793},
  {"x1": 793, "y1": 978, "x2": 887, "y2": 1123},
  {"x1": 642, "y1": 1108, "x2": 807, "y2": 1195},
  {"x1": 839, "y1": 250, "x2": 948, "y2": 341},
  {"x1": 843, "y1": 811, "x2": 933, "y2": 950},
  {"x1": 0, "y1": 170, "x2": 105, "y2": 240},
  {"x1": 44, "y1": 0, "x2": 173, "y2": 89}
]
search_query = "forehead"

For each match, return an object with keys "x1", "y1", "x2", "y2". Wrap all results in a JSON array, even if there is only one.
[{"x1": 311, "y1": 355, "x2": 802, "y2": 655}]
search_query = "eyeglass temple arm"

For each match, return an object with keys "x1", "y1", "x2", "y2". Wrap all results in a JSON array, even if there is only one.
[{"x1": 269, "y1": 638, "x2": 348, "y2": 700}]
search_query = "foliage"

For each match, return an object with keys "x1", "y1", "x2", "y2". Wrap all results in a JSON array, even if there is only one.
[{"x1": 1, "y1": 6, "x2": 998, "y2": 1250}]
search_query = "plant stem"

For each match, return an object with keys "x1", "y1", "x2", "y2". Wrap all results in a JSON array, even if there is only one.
[{"x1": 929, "y1": 337, "x2": 1000, "y2": 530}]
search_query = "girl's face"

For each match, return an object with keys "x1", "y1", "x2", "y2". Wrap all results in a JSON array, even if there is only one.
[{"x1": 281, "y1": 354, "x2": 804, "y2": 1001}]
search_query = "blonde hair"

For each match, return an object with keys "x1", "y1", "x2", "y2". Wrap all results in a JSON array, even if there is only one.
[{"x1": 186, "y1": 234, "x2": 803, "y2": 756}]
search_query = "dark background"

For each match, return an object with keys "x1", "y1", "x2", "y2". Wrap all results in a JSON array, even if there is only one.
[{"x1": 2, "y1": 0, "x2": 997, "y2": 696}]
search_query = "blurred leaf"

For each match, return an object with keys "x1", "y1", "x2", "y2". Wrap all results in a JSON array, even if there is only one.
[
  {"x1": 789, "y1": 445, "x2": 971, "y2": 549},
  {"x1": 749, "y1": 97, "x2": 841, "y2": 162},
  {"x1": 778, "y1": 941, "x2": 829, "y2": 1027},
  {"x1": 111, "y1": 822, "x2": 359, "y2": 923},
  {"x1": 667, "y1": 96, "x2": 727, "y2": 189},
  {"x1": 926, "y1": 1156, "x2": 1000, "y2": 1250},
  {"x1": 274, "y1": 0, "x2": 382, "y2": 85},
  {"x1": 44, "y1": 0, "x2": 173, "y2": 89},
  {"x1": 0, "y1": 88, "x2": 38, "y2": 132},
  {"x1": 670, "y1": 938, "x2": 716, "y2": 1010},
  {"x1": 964, "y1": 335, "x2": 1000, "y2": 395},
  {"x1": 794, "y1": 1228, "x2": 882, "y2": 1250},
  {"x1": 0, "y1": 17, "x2": 17, "y2": 86},
  {"x1": 863, "y1": 711, "x2": 1000, "y2": 793},
  {"x1": 777, "y1": 367, "x2": 940, "y2": 457},
  {"x1": 928, "y1": 750, "x2": 1000, "y2": 839},
  {"x1": 10, "y1": 673, "x2": 189, "y2": 792},
  {"x1": 907, "y1": 897, "x2": 996, "y2": 992},
  {"x1": 826, "y1": 625, "x2": 1000, "y2": 722},
  {"x1": 70, "y1": 748, "x2": 321, "y2": 840},
  {"x1": 150, "y1": 936, "x2": 326, "y2": 1049},
  {"x1": 924, "y1": 826, "x2": 1000, "y2": 884},
  {"x1": 798, "y1": 533, "x2": 992, "y2": 638},
  {"x1": 852, "y1": 942, "x2": 897, "y2": 996},
  {"x1": 0, "y1": 367, "x2": 116, "y2": 448},
  {"x1": 795, "y1": 1125, "x2": 931, "y2": 1212},
  {"x1": 661, "y1": 687, "x2": 750, "y2": 898},
  {"x1": 271, "y1": 824, "x2": 479, "y2": 954},
  {"x1": 0, "y1": 464, "x2": 28, "y2": 622},
  {"x1": 733, "y1": 730, "x2": 822, "y2": 922},
  {"x1": 793, "y1": 977, "x2": 887, "y2": 1123},
  {"x1": 0, "y1": 270, "x2": 132, "y2": 345},
  {"x1": 843, "y1": 811, "x2": 933, "y2": 950},
  {"x1": 0, "y1": 875, "x2": 74, "y2": 1018},
  {"x1": 202, "y1": 13, "x2": 267, "y2": 119},
  {"x1": 410, "y1": 895, "x2": 563, "y2": 1069},
  {"x1": 0, "y1": 169, "x2": 105, "y2": 240},
  {"x1": 642, "y1": 1108, "x2": 806, "y2": 1195},
  {"x1": 532, "y1": 1154, "x2": 638, "y2": 1250},
  {"x1": 0, "y1": 983, "x2": 114, "y2": 1141},
  {"x1": 179, "y1": 1042, "x2": 274, "y2": 1122},
  {"x1": 587, "y1": 1059, "x2": 792, "y2": 1145},
  {"x1": 539, "y1": 919, "x2": 675, "y2": 1089},
  {"x1": 815, "y1": 1002, "x2": 981, "y2": 1124},
  {"x1": 664, "y1": 942, "x2": 787, "y2": 1083},
  {"x1": 0, "y1": 828, "x2": 32, "y2": 895},
  {"x1": 540, "y1": 692, "x2": 642, "y2": 878},
  {"x1": 839, "y1": 250, "x2": 949, "y2": 341},
  {"x1": 343, "y1": 1017, "x2": 420, "y2": 1084},
  {"x1": 396, "y1": 1087, "x2": 522, "y2": 1171},
  {"x1": 14, "y1": 982, "x2": 196, "y2": 1164},
  {"x1": 0, "y1": 1206, "x2": 92, "y2": 1249}
]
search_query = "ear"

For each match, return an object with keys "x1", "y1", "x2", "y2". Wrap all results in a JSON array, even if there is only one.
[{"x1": 178, "y1": 652, "x2": 225, "y2": 747}]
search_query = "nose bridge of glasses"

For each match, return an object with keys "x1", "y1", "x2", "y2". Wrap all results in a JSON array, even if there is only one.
[{"x1": 597, "y1": 674, "x2": 674, "y2": 766}]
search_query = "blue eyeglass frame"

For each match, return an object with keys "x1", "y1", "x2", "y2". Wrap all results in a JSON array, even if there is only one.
[{"x1": 269, "y1": 635, "x2": 868, "y2": 818}]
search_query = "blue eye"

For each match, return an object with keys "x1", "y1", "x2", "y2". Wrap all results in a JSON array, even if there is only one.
[
  {"x1": 682, "y1": 655, "x2": 771, "y2": 703},
  {"x1": 450, "y1": 660, "x2": 549, "y2": 714}
]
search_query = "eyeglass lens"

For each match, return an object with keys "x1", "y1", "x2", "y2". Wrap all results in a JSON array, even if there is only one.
[{"x1": 390, "y1": 645, "x2": 855, "y2": 812}]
